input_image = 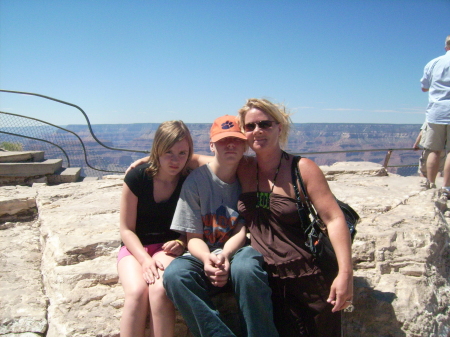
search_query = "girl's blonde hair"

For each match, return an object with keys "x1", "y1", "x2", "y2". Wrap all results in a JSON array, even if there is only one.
[
  {"x1": 237, "y1": 98, "x2": 292, "y2": 148},
  {"x1": 145, "y1": 120, "x2": 193, "y2": 177}
]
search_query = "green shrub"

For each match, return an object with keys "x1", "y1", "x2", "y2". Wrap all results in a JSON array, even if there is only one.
[{"x1": 0, "y1": 142, "x2": 24, "y2": 151}]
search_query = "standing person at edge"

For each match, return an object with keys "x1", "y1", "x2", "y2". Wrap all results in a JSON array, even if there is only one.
[
  {"x1": 163, "y1": 115, "x2": 278, "y2": 337},
  {"x1": 236, "y1": 99, "x2": 353, "y2": 336},
  {"x1": 118, "y1": 121, "x2": 192, "y2": 337},
  {"x1": 420, "y1": 35, "x2": 450, "y2": 194}
]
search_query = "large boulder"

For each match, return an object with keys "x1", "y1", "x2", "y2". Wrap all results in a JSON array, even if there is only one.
[{"x1": 327, "y1": 163, "x2": 450, "y2": 336}]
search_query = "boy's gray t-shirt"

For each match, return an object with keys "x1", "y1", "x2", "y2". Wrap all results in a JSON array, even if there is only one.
[{"x1": 170, "y1": 164, "x2": 242, "y2": 250}]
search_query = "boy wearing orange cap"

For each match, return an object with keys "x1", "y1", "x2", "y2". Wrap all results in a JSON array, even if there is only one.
[{"x1": 163, "y1": 115, "x2": 278, "y2": 337}]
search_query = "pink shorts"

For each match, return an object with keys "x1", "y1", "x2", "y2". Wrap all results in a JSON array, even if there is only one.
[{"x1": 117, "y1": 243, "x2": 164, "y2": 264}]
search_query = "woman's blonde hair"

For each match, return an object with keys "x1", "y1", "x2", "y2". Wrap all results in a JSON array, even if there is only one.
[
  {"x1": 145, "y1": 120, "x2": 193, "y2": 177},
  {"x1": 237, "y1": 98, "x2": 292, "y2": 148}
]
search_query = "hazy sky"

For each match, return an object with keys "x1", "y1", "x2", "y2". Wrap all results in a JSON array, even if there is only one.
[{"x1": 1, "y1": 0, "x2": 449, "y2": 126}]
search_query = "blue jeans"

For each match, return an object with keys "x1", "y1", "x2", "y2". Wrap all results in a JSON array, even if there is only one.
[{"x1": 163, "y1": 246, "x2": 279, "y2": 337}]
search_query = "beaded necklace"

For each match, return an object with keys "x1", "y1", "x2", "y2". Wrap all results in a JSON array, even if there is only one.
[{"x1": 256, "y1": 152, "x2": 284, "y2": 209}]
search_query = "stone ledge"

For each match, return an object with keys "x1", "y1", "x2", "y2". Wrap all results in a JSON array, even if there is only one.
[
  {"x1": 47, "y1": 167, "x2": 82, "y2": 184},
  {"x1": 0, "y1": 159, "x2": 62, "y2": 176},
  {"x1": 320, "y1": 161, "x2": 388, "y2": 179},
  {"x1": 0, "y1": 151, "x2": 45, "y2": 163}
]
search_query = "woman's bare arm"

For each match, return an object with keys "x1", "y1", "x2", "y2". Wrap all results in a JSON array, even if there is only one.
[
  {"x1": 190, "y1": 154, "x2": 213, "y2": 169},
  {"x1": 125, "y1": 157, "x2": 150, "y2": 174},
  {"x1": 299, "y1": 158, "x2": 353, "y2": 312},
  {"x1": 125, "y1": 154, "x2": 213, "y2": 174}
]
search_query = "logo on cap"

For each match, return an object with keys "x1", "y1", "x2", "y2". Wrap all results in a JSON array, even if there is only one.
[{"x1": 221, "y1": 121, "x2": 234, "y2": 130}]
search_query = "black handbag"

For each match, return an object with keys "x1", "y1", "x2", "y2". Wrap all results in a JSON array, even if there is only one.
[{"x1": 291, "y1": 156, "x2": 359, "y2": 279}]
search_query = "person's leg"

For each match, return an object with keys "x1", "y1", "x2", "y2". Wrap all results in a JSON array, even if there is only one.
[
  {"x1": 118, "y1": 254, "x2": 149, "y2": 337},
  {"x1": 419, "y1": 149, "x2": 428, "y2": 178},
  {"x1": 419, "y1": 149, "x2": 432, "y2": 188},
  {"x1": 230, "y1": 246, "x2": 279, "y2": 337},
  {"x1": 438, "y1": 150, "x2": 447, "y2": 177},
  {"x1": 442, "y1": 154, "x2": 450, "y2": 188},
  {"x1": 148, "y1": 251, "x2": 176, "y2": 337},
  {"x1": 426, "y1": 150, "x2": 441, "y2": 186},
  {"x1": 163, "y1": 255, "x2": 235, "y2": 337},
  {"x1": 418, "y1": 124, "x2": 428, "y2": 179},
  {"x1": 271, "y1": 277, "x2": 316, "y2": 337},
  {"x1": 443, "y1": 125, "x2": 450, "y2": 189},
  {"x1": 270, "y1": 274, "x2": 339, "y2": 337}
]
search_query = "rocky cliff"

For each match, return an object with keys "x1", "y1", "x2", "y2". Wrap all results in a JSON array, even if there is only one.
[
  {"x1": 1, "y1": 162, "x2": 449, "y2": 337},
  {"x1": 8, "y1": 123, "x2": 421, "y2": 178}
]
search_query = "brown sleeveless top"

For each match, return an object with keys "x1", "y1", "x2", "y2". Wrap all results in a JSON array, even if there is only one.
[{"x1": 238, "y1": 192, "x2": 320, "y2": 278}]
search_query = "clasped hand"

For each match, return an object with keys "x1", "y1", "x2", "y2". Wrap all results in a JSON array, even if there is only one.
[{"x1": 204, "y1": 253, "x2": 230, "y2": 287}]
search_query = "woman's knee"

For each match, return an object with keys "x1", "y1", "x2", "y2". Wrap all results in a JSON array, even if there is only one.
[
  {"x1": 148, "y1": 279, "x2": 167, "y2": 300},
  {"x1": 123, "y1": 282, "x2": 149, "y2": 302}
]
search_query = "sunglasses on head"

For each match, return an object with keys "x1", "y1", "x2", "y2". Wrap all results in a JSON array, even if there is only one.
[{"x1": 244, "y1": 120, "x2": 278, "y2": 132}]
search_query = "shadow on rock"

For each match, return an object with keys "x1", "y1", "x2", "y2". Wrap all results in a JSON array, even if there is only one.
[{"x1": 342, "y1": 276, "x2": 406, "y2": 337}]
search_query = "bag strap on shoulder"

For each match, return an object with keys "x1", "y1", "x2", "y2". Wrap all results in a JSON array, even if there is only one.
[
  {"x1": 291, "y1": 156, "x2": 308, "y2": 231},
  {"x1": 291, "y1": 156, "x2": 322, "y2": 224}
]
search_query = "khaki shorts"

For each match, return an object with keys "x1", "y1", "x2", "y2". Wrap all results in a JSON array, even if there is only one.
[{"x1": 420, "y1": 123, "x2": 450, "y2": 151}]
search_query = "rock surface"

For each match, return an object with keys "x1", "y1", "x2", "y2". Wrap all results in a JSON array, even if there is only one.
[{"x1": 1, "y1": 162, "x2": 449, "y2": 337}]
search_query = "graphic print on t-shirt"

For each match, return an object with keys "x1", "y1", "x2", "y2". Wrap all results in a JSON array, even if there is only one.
[{"x1": 202, "y1": 204, "x2": 237, "y2": 248}]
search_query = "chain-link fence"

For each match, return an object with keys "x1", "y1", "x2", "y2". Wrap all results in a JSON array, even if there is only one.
[{"x1": 0, "y1": 111, "x2": 148, "y2": 178}]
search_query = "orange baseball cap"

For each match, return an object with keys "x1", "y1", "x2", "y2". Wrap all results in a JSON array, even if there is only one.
[{"x1": 210, "y1": 115, "x2": 247, "y2": 142}]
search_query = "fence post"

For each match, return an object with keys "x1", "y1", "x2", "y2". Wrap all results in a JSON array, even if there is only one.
[{"x1": 383, "y1": 150, "x2": 393, "y2": 169}]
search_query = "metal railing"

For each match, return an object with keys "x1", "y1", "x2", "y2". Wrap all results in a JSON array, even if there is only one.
[
  {"x1": 293, "y1": 147, "x2": 421, "y2": 176},
  {"x1": 295, "y1": 147, "x2": 417, "y2": 168},
  {"x1": 0, "y1": 89, "x2": 150, "y2": 177},
  {"x1": 0, "y1": 89, "x2": 422, "y2": 178}
]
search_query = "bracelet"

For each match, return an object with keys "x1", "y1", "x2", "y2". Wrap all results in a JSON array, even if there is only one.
[{"x1": 174, "y1": 239, "x2": 186, "y2": 248}]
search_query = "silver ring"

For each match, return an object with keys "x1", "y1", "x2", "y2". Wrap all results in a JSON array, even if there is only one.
[{"x1": 344, "y1": 304, "x2": 355, "y2": 313}]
